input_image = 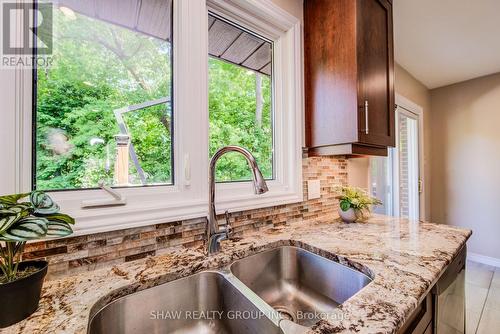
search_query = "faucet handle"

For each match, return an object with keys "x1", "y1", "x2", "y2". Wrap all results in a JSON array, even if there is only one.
[{"x1": 224, "y1": 210, "x2": 233, "y2": 238}]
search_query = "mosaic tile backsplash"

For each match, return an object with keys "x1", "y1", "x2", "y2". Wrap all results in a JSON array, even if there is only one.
[{"x1": 23, "y1": 156, "x2": 348, "y2": 278}]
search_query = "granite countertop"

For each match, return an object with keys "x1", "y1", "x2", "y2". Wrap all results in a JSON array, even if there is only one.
[{"x1": 3, "y1": 215, "x2": 471, "y2": 334}]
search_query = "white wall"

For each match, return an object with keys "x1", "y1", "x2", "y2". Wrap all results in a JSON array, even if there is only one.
[{"x1": 0, "y1": 68, "x2": 18, "y2": 194}]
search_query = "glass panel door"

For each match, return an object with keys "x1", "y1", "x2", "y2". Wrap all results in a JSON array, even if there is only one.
[
  {"x1": 397, "y1": 108, "x2": 420, "y2": 220},
  {"x1": 370, "y1": 105, "x2": 420, "y2": 220}
]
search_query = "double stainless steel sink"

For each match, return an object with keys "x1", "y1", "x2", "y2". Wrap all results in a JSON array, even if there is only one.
[
  {"x1": 89, "y1": 271, "x2": 281, "y2": 334},
  {"x1": 88, "y1": 246, "x2": 372, "y2": 334}
]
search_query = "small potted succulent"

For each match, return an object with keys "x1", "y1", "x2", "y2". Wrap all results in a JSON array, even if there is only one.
[
  {"x1": 335, "y1": 186, "x2": 382, "y2": 223},
  {"x1": 0, "y1": 191, "x2": 74, "y2": 328}
]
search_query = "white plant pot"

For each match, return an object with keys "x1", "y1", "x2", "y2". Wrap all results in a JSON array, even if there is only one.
[{"x1": 338, "y1": 207, "x2": 359, "y2": 223}]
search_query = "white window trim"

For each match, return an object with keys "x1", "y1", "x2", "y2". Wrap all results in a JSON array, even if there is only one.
[{"x1": 10, "y1": 0, "x2": 303, "y2": 236}]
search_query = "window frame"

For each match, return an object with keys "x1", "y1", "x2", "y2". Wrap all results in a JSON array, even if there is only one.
[
  {"x1": 13, "y1": 0, "x2": 303, "y2": 236},
  {"x1": 206, "y1": 0, "x2": 303, "y2": 213},
  {"x1": 207, "y1": 11, "x2": 276, "y2": 184}
]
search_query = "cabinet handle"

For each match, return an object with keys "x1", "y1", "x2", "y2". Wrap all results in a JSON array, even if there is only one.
[{"x1": 364, "y1": 100, "x2": 369, "y2": 134}]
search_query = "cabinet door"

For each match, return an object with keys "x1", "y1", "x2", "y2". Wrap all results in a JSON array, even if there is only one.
[
  {"x1": 357, "y1": 0, "x2": 395, "y2": 147},
  {"x1": 304, "y1": 0, "x2": 359, "y2": 148}
]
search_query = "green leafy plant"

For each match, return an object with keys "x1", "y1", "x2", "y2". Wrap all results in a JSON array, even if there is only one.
[
  {"x1": 335, "y1": 186, "x2": 382, "y2": 217},
  {"x1": 0, "y1": 191, "x2": 74, "y2": 283}
]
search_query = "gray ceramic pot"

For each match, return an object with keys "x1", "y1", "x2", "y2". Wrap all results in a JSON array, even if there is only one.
[{"x1": 338, "y1": 207, "x2": 358, "y2": 223}]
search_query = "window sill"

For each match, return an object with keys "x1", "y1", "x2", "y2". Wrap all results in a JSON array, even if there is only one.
[{"x1": 53, "y1": 184, "x2": 303, "y2": 237}]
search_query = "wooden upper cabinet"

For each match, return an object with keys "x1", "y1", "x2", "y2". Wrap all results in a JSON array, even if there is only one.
[{"x1": 304, "y1": 0, "x2": 395, "y2": 156}]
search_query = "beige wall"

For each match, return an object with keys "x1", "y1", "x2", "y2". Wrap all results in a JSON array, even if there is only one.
[
  {"x1": 270, "y1": 0, "x2": 303, "y2": 21},
  {"x1": 347, "y1": 158, "x2": 370, "y2": 189},
  {"x1": 431, "y1": 72, "x2": 500, "y2": 259}
]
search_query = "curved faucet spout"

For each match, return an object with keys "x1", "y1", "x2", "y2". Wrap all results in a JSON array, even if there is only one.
[{"x1": 207, "y1": 146, "x2": 269, "y2": 255}]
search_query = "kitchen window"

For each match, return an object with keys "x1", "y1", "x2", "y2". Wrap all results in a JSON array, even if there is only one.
[
  {"x1": 208, "y1": 14, "x2": 274, "y2": 182},
  {"x1": 8, "y1": 0, "x2": 303, "y2": 234},
  {"x1": 34, "y1": 0, "x2": 174, "y2": 190}
]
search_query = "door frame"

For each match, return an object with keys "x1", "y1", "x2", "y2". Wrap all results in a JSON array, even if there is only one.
[{"x1": 395, "y1": 94, "x2": 425, "y2": 220}]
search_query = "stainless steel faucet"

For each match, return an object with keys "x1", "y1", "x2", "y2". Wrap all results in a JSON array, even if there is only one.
[{"x1": 207, "y1": 146, "x2": 269, "y2": 255}]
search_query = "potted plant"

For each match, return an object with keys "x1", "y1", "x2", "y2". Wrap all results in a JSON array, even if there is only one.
[
  {"x1": 335, "y1": 186, "x2": 382, "y2": 223},
  {"x1": 0, "y1": 191, "x2": 74, "y2": 328}
]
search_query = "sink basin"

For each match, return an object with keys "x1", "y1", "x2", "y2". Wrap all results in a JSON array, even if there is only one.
[
  {"x1": 88, "y1": 246, "x2": 372, "y2": 333},
  {"x1": 88, "y1": 271, "x2": 281, "y2": 334},
  {"x1": 230, "y1": 246, "x2": 372, "y2": 327}
]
